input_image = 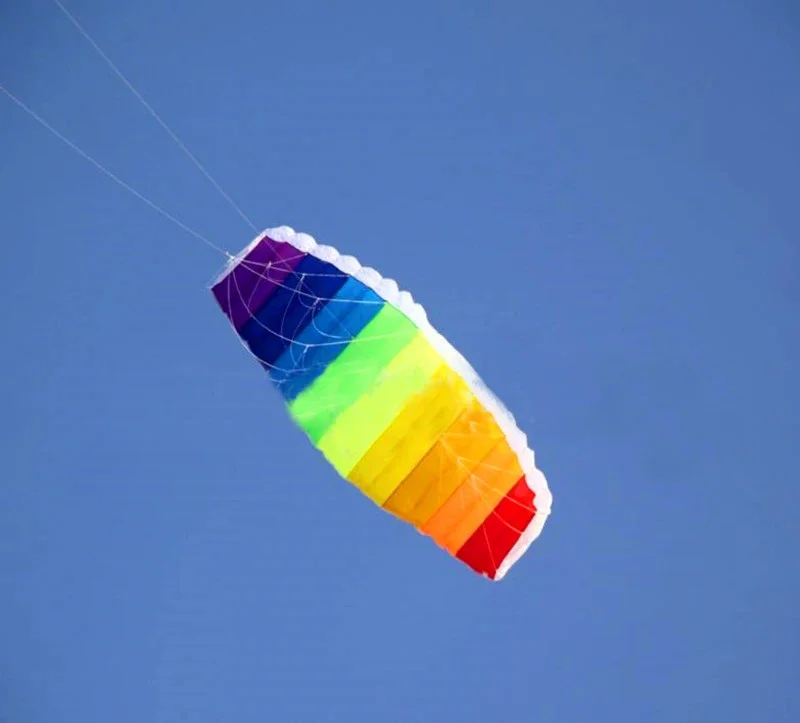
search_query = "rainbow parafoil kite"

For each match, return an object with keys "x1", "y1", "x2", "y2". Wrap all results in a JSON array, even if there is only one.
[{"x1": 211, "y1": 227, "x2": 552, "y2": 580}]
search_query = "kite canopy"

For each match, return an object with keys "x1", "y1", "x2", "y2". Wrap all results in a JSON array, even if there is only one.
[{"x1": 211, "y1": 227, "x2": 552, "y2": 580}]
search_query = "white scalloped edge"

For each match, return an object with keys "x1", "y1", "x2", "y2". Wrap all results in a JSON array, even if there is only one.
[{"x1": 212, "y1": 226, "x2": 553, "y2": 580}]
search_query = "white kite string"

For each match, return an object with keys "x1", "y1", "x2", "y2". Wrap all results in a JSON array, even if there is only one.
[
  {"x1": 1, "y1": 84, "x2": 228, "y2": 258},
  {"x1": 51, "y1": 0, "x2": 258, "y2": 233}
]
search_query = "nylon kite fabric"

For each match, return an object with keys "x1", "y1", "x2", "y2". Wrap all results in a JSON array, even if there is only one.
[{"x1": 211, "y1": 226, "x2": 552, "y2": 580}]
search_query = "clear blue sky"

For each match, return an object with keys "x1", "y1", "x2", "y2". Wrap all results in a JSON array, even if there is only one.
[{"x1": 2, "y1": 1, "x2": 798, "y2": 721}]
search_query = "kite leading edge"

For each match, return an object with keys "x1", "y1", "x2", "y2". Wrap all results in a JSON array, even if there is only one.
[{"x1": 211, "y1": 227, "x2": 552, "y2": 580}]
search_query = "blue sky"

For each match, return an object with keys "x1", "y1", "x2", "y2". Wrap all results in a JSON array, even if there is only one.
[{"x1": 2, "y1": 1, "x2": 798, "y2": 721}]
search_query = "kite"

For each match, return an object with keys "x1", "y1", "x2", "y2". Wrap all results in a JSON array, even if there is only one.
[
  {"x1": 211, "y1": 226, "x2": 552, "y2": 580},
  {"x1": 2, "y1": 3, "x2": 554, "y2": 580}
]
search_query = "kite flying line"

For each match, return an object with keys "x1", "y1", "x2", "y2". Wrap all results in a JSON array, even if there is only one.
[
  {"x1": 2, "y1": 0, "x2": 258, "y2": 260},
  {"x1": 0, "y1": 83, "x2": 228, "y2": 258},
  {"x1": 50, "y1": 0, "x2": 258, "y2": 234}
]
